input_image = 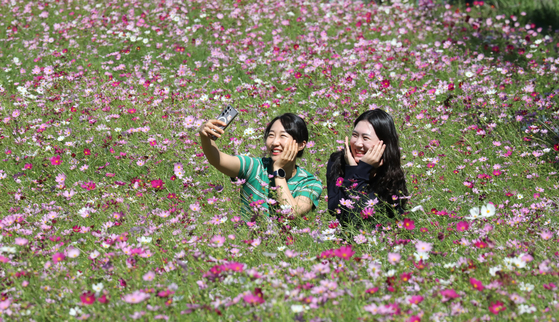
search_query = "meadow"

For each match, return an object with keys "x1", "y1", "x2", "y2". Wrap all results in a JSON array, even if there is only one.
[{"x1": 0, "y1": 0, "x2": 558, "y2": 320}]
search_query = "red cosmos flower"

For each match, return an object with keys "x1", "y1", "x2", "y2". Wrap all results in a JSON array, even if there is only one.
[
  {"x1": 293, "y1": 44, "x2": 299, "y2": 50},
  {"x1": 456, "y1": 221, "x2": 469, "y2": 232},
  {"x1": 80, "y1": 291, "x2": 96, "y2": 305},
  {"x1": 403, "y1": 218, "x2": 415, "y2": 230},
  {"x1": 84, "y1": 148, "x2": 91, "y2": 156},
  {"x1": 554, "y1": 143, "x2": 559, "y2": 151},
  {"x1": 469, "y1": 278, "x2": 485, "y2": 291},
  {"x1": 381, "y1": 79, "x2": 390, "y2": 88},
  {"x1": 50, "y1": 155, "x2": 62, "y2": 166},
  {"x1": 448, "y1": 83, "x2": 455, "y2": 91},
  {"x1": 52, "y1": 252, "x2": 65, "y2": 263},
  {"x1": 151, "y1": 179, "x2": 164, "y2": 189},
  {"x1": 334, "y1": 245, "x2": 355, "y2": 260},
  {"x1": 335, "y1": 177, "x2": 344, "y2": 187},
  {"x1": 414, "y1": 260, "x2": 426, "y2": 270},
  {"x1": 294, "y1": 72, "x2": 302, "y2": 79},
  {"x1": 488, "y1": 301, "x2": 506, "y2": 314},
  {"x1": 400, "y1": 272, "x2": 412, "y2": 282},
  {"x1": 365, "y1": 287, "x2": 379, "y2": 294},
  {"x1": 474, "y1": 241, "x2": 488, "y2": 248}
]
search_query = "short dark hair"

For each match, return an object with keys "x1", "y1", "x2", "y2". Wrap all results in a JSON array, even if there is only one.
[{"x1": 264, "y1": 113, "x2": 309, "y2": 158}]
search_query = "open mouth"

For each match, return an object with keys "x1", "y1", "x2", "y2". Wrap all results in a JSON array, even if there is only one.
[
  {"x1": 353, "y1": 149, "x2": 366, "y2": 157},
  {"x1": 271, "y1": 149, "x2": 282, "y2": 156}
]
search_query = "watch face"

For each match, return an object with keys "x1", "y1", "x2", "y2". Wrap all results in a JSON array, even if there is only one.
[{"x1": 278, "y1": 168, "x2": 286, "y2": 178}]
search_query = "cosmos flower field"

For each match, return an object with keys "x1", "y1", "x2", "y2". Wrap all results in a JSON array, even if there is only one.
[{"x1": 1, "y1": 0, "x2": 559, "y2": 320}]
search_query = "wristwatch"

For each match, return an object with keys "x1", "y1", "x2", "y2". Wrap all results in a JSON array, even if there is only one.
[{"x1": 273, "y1": 168, "x2": 286, "y2": 178}]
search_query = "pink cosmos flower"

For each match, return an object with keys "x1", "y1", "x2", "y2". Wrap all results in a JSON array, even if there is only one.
[
  {"x1": 361, "y1": 207, "x2": 375, "y2": 219},
  {"x1": 440, "y1": 289, "x2": 460, "y2": 302},
  {"x1": 335, "y1": 177, "x2": 344, "y2": 187},
  {"x1": 403, "y1": 218, "x2": 415, "y2": 230},
  {"x1": 334, "y1": 245, "x2": 355, "y2": 260},
  {"x1": 488, "y1": 301, "x2": 506, "y2": 315},
  {"x1": 470, "y1": 278, "x2": 485, "y2": 291},
  {"x1": 52, "y1": 252, "x2": 65, "y2": 263},
  {"x1": 81, "y1": 182, "x2": 96, "y2": 190},
  {"x1": 80, "y1": 291, "x2": 95, "y2": 305},
  {"x1": 67, "y1": 247, "x2": 80, "y2": 258},
  {"x1": 387, "y1": 252, "x2": 401, "y2": 265},
  {"x1": 409, "y1": 295, "x2": 424, "y2": 305},
  {"x1": 143, "y1": 271, "x2": 155, "y2": 281},
  {"x1": 50, "y1": 155, "x2": 62, "y2": 166},
  {"x1": 24, "y1": 163, "x2": 33, "y2": 170},
  {"x1": 14, "y1": 237, "x2": 28, "y2": 246},
  {"x1": 540, "y1": 230, "x2": 553, "y2": 240},
  {"x1": 122, "y1": 291, "x2": 150, "y2": 304},
  {"x1": 224, "y1": 262, "x2": 244, "y2": 273},
  {"x1": 415, "y1": 241, "x2": 433, "y2": 253},
  {"x1": 456, "y1": 221, "x2": 469, "y2": 232},
  {"x1": 151, "y1": 179, "x2": 164, "y2": 189}
]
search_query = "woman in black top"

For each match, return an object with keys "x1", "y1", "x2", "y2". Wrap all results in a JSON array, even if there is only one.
[{"x1": 326, "y1": 109, "x2": 408, "y2": 227}]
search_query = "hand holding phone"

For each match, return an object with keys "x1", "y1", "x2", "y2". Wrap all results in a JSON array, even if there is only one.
[{"x1": 211, "y1": 105, "x2": 238, "y2": 140}]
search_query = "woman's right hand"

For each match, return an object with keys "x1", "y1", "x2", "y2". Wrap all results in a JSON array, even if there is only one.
[
  {"x1": 344, "y1": 136, "x2": 357, "y2": 166},
  {"x1": 199, "y1": 119, "x2": 226, "y2": 139}
]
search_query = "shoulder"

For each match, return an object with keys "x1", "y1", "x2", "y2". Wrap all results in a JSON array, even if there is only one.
[
  {"x1": 294, "y1": 167, "x2": 322, "y2": 186},
  {"x1": 328, "y1": 151, "x2": 342, "y2": 163}
]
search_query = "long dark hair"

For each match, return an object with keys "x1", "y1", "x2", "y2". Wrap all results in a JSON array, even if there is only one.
[
  {"x1": 327, "y1": 109, "x2": 408, "y2": 208},
  {"x1": 264, "y1": 113, "x2": 308, "y2": 158}
]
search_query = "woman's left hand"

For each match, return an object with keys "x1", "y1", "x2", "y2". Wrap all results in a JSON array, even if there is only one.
[
  {"x1": 274, "y1": 141, "x2": 299, "y2": 170},
  {"x1": 360, "y1": 141, "x2": 385, "y2": 168}
]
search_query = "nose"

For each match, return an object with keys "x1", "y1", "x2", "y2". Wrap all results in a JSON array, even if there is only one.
[{"x1": 354, "y1": 137, "x2": 363, "y2": 147}]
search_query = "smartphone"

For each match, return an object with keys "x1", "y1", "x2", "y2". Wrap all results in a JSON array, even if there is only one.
[{"x1": 211, "y1": 105, "x2": 238, "y2": 140}]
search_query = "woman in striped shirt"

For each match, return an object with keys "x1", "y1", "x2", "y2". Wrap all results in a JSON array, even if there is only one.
[{"x1": 199, "y1": 113, "x2": 322, "y2": 221}]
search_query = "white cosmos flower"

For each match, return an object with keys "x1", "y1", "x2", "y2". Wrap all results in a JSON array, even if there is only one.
[
  {"x1": 465, "y1": 71, "x2": 474, "y2": 78},
  {"x1": 69, "y1": 307, "x2": 82, "y2": 316},
  {"x1": 489, "y1": 265, "x2": 502, "y2": 276},
  {"x1": 518, "y1": 304, "x2": 537, "y2": 314},
  {"x1": 480, "y1": 203, "x2": 496, "y2": 218},
  {"x1": 519, "y1": 282, "x2": 535, "y2": 292},
  {"x1": 92, "y1": 283, "x2": 104, "y2": 293},
  {"x1": 413, "y1": 252, "x2": 430, "y2": 261},
  {"x1": 138, "y1": 236, "x2": 152, "y2": 244},
  {"x1": 465, "y1": 206, "x2": 481, "y2": 220}
]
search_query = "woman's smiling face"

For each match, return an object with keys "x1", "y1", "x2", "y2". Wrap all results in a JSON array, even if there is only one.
[
  {"x1": 350, "y1": 121, "x2": 380, "y2": 163},
  {"x1": 265, "y1": 120, "x2": 296, "y2": 161}
]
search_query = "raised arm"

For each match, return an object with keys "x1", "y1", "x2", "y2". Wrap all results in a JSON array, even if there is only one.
[{"x1": 199, "y1": 119, "x2": 240, "y2": 178}]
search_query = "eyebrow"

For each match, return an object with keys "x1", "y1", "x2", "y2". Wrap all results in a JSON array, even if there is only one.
[{"x1": 352, "y1": 130, "x2": 372, "y2": 137}]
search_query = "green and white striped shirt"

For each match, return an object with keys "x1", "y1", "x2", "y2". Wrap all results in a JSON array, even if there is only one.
[{"x1": 236, "y1": 156, "x2": 322, "y2": 221}]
